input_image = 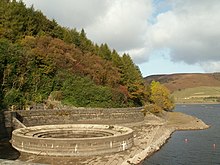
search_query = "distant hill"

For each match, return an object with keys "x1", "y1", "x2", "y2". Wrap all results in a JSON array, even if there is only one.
[
  {"x1": 144, "y1": 73, "x2": 220, "y2": 103},
  {"x1": 144, "y1": 73, "x2": 220, "y2": 92}
]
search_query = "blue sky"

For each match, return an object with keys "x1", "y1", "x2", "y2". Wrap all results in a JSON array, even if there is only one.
[
  {"x1": 139, "y1": 55, "x2": 203, "y2": 76},
  {"x1": 22, "y1": 0, "x2": 220, "y2": 77}
]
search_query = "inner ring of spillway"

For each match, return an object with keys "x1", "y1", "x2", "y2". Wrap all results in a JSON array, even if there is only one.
[{"x1": 31, "y1": 129, "x2": 114, "y2": 138}]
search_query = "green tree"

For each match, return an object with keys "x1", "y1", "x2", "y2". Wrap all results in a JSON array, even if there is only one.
[
  {"x1": 0, "y1": 39, "x2": 9, "y2": 108},
  {"x1": 111, "y1": 49, "x2": 123, "y2": 68},
  {"x1": 120, "y1": 53, "x2": 143, "y2": 85},
  {"x1": 61, "y1": 73, "x2": 124, "y2": 108},
  {"x1": 98, "y1": 43, "x2": 112, "y2": 60},
  {"x1": 63, "y1": 28, "x2": 80, "y2": 46},
  {"x1": 119, "y1": 53, "x2": 146, "y2": 106},
  {"x1": 78, "y1": 28, "x2": 94, "y2": 52},
  {"x1": 0, "y1": 39, "x2": 28, "y2": 108}
]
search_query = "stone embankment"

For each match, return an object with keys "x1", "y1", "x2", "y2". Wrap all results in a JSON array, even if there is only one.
[{"x1": 121, "y1": 127, "x2": 175, "y2": 165}]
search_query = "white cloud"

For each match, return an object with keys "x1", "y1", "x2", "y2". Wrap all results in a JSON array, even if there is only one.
[
  {"x1": 120, "y1": 47, "x2": 151, "y2": 64},
  {"x1": 23, "y1": 0, "x2": 110, "y2": 29},
  {"x1": 86, "y1": 0, "x2": 152, "y2": 52},
  {"x1": 201, "y1": 61, "x2": 220, "y2": 73},
  {"x1": 149, "y1": 0, "x2": 220, "y2": 71}
]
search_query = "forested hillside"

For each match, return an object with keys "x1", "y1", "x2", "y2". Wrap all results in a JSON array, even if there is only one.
[{"x1": 0, "y1": 0, "x2": 147, "y2": 109}]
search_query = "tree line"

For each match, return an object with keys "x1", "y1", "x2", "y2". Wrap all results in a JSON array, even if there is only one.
[{"x1": 0, "y1": 0, "x2": 174, "y2": 112}]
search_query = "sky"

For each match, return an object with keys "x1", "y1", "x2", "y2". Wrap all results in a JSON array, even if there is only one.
[{"x1": 22, "y1": 0, "x2": 220, "y2": 77}]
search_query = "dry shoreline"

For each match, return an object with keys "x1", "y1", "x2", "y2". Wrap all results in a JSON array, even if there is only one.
[
  {"x1": 176, "y1": 102, "x2": 220, "y2": 105},
  {"x1": 15, "y1": 111, "x2": 209, "y2": 165},
  {"x1": 122, "y1": 112, "x2": 209, "y2": 165}
]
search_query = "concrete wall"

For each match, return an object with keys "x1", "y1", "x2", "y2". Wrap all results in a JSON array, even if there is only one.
[
  {"x1": 12, "y1": 124, "x2": 134, "y2": 156},
  {"x1": 4, "y1": 107, "x2": 144, "y2": 128}
]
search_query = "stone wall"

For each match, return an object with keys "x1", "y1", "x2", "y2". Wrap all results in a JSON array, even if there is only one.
[
  {"x1": 4, "y1": 107, "x2": 144, "y2": 128},
  {"x1": 12, "y1": 117, "x2": 26, "y2": 129}
]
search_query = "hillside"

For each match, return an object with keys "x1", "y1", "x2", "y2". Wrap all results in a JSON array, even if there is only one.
[
  {"x1": 145, "y1": 73, "x2": 220, "y2": 92},
  {"x1": 144, "y1": 73, "x2": 220, "y2": 103},
  {"x1": 0, "y1": 0, "x2": 145, "y2": 109}
]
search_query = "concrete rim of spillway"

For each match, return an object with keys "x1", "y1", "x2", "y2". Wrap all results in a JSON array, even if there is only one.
[{"x1": 11, "y1": 124, "x2": 134, "y2": 156}]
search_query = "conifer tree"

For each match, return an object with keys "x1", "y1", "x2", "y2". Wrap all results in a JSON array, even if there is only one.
[{"x1": 98, "y1": 43, "x2": 112, "y2": 60}]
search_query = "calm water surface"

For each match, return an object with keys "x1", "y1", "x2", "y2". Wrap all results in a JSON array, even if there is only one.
[{"x1": 143, "y1": 104, "x2": 220, "y2": 165}]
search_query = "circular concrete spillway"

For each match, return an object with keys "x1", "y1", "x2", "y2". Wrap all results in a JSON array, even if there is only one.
[{"x1": 11, "y1": 124, "x2": 134, "y2": 156}]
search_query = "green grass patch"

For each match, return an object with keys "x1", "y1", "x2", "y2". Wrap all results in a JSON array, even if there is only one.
[{"x1": 172, "y1": 86, "x2": 220, "y2": 103}]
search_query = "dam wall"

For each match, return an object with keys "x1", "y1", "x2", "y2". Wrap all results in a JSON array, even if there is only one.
[{"x1": 4, "y1": 107, "x2": 144, "y2": 128}]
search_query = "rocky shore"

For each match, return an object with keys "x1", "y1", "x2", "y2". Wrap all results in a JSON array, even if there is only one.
[{"x1": 15, "y1": 111, "x2": 209, "y2": 165}]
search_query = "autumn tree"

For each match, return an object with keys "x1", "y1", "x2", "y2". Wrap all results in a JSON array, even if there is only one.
[{"x1": 149, "y1": 81, "x2": 175, "y2": 112}]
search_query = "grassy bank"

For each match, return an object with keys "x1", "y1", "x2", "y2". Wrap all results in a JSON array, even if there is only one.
[{"x1": 172, "y1": 86, "x2": 220, "y2": 104}]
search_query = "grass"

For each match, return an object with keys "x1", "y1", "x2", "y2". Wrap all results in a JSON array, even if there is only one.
[
  {"x1": 172, "y1": 86, "x2": 220, "y2": 103},
  {"x1": 165, "y1": 111, "x2": 209, "y2": 130}
]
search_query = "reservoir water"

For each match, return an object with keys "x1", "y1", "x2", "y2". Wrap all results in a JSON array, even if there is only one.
[{"x1": 143, "y1": 104, "x2": 220, "y2": 165}]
